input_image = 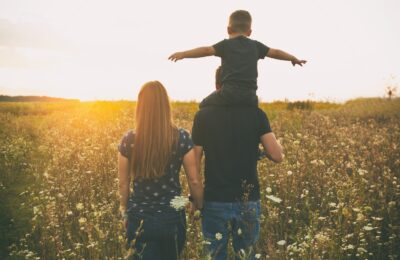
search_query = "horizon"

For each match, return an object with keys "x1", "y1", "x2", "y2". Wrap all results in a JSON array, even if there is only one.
[
  {"x1": 0, "y1": 0, "x2": 399, "y2": 101},
  {"x1": 1, "y1": 93, "x2": 396, "y2": 104}
]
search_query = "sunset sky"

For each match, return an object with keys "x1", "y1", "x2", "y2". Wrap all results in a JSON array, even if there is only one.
[{"x1": 0, "y1": 0, "x2": 399, "y2": 101}]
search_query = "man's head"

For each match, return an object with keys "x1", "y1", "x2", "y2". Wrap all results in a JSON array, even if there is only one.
[{"x1": 228, "y1": 10, "x2": 252, "y2": 36}]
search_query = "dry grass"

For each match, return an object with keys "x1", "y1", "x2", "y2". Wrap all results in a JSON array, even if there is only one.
[{"x1": 0, "y1": 98, "x2": 399, "y2": 259}]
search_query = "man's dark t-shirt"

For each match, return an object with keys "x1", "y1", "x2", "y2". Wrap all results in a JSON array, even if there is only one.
[
  {"x1": 192, "y1": 107, "x2": 272, "y2": 202},
  {"x1": 213, "y1": 36, "x2": 270, "y2": 91}
]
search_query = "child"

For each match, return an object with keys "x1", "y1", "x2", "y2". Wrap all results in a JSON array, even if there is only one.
[{"x1": 169, "y1": 10, "x2": 307, "y2": 108}]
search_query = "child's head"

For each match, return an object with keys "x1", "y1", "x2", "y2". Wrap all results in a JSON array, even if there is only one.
[{"x1": 228, "y1": 10, "x2": 252, "y2": 36}]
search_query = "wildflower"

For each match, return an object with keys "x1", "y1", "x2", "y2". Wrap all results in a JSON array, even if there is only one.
[
  {"x1": 170, "y1": 196, "x2": 189, "y2": 210},
  {"x1": 76, "y1": 203, "x2": 84, "y2": 211},
  {"x1": 67, "y1": 211, "x2": 73, "y2": 216},
  {"x1": 287, "y1": 170, "x2": 293, "y2": 176},
  {"x1": 357, "y1": 169, "x2": 367, "y2": 176},
  {"x1": 237, "y1": 228, "x2": 242, "y2": 235},
  {"x1": 255, "y1": 253, "x2": 261, "y2": 259},
  {"x1": 356, "y1": 213, "x2": 365, "y2": 222},
  {"x1": 277, "y1": 240, "x2": 286, "y2": 246},
  {"x1": 194, "y1": 210, "x2": 201, "y2": 218},
  {"x1": 266, "y1": 195, "x2": 282, "y2": 203},
  {"x1": 363, "y1": 225, "x2": 374, "y2": 231},
  {"x1": 215, "y1": 233, "x2": 223, "y2": 241},
  {"x1": 266, "y1": 187, "x2": 272, "y2": 193},
  {"x1": 357, "y1": 247, "x2": 367, "y2": 254},
  {"x1": 33, "y1": 206, "x2": 40, "y2": 215},
  {"x1": 78, "y1": 217, "x2": 87, "y2": 225},
  {"x1": 314, "y1": 233, "x2": 329, "y2": 243},
  {"x1": 329, "y1": 202, "x2": 337, "y2": 208}
]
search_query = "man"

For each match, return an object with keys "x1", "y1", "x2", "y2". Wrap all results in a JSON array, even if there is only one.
[{"x1": 192, "y1": 88, "x2": 283, "y2": 259}]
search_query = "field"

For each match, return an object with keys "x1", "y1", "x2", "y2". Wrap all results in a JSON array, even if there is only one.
[{"x1": 0, "y1": 98, "x2": 399, "y2": 259}]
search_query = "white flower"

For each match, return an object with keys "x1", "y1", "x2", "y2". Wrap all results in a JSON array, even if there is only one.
[
  {"x1": 287, "y1": 170, "x2": 293, "y2": 176},
  {"x1": 255, "y1": 253, "x2": 261, "y2": 259},
  {"x1": 363, "y1": 225, "x2": 374, "y2": 231},
  {"x1": 266, "y1": 187, "x2": 272, "y2": 193},
  {"x1": 277, "y1": 240, "x2": 286, "y2": 246},
  {"x1": 266, "y1": 195, "x2": 282, "y2": 203},
  {"x1": 76, "y1": 203, "x2": 84, "y2": 211},
  {"x1": 329, "y1": 202, "x2": 337, "y2": 208},
  {"x1": 78, "y1": 217, "x2": 87, "y2": 225},
  {"x1": 358, "y1": 169, "x2": 367, "y2": 176},
  {"x1": 33, "y1": 206, "x2": 40, "y2": 215},
  {"x1": 237, "y1": 228, "x2": 242, "y2": 235},
  {"x1": 215, "y1": 233, "x2": 223, "y2": 241},
  {"x1": 170, "y1": 196, "x2": 189, "y2": 210}
]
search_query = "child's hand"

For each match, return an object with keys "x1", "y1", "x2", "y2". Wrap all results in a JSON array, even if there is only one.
[
  {"x1": 168, "y1": 52, "x2": 185, "y2": 62},
  {"x1": 291, "y1": 58, "x2": 307, "y2": 67}
]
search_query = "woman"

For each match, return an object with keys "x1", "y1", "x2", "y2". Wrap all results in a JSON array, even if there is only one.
[{"x1": 118, "y1": 81, "x2": 203, "y2": 259}]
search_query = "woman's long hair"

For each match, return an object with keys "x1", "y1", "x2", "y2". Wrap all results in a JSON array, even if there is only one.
[{"x1": 131, "y1": 81, "x2": 178, "y2": 180}]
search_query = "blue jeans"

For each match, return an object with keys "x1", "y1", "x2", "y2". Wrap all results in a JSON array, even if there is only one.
[
  {"x1": 126, "y1": 210, "x2": 186, "y2": 260},
  {"x1": 201, "y1": 200, "x2": 261, "y2": 260}
]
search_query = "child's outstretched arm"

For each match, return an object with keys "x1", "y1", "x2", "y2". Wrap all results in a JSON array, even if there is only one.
[
  {"x1": 169, "y1": 46, "x2": 215, "y2": 62},
  {"x1": 267, "y1": 48, "x2": 307, "y2": 66}
]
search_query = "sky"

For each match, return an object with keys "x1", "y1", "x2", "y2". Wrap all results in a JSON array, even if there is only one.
[{"x1": 0, "y1": 0, "x2": 399, "y2": 102}]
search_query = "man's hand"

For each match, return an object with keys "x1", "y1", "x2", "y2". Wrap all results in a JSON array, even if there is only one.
[
  {"x1": 168, "y1": 52, "x2": 185, "y2": 62},
  {"x1": 291, "y1": 58, "x2": 307, "y2": 67}
]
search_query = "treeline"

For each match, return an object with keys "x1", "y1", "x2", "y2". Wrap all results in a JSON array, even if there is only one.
[{"x1": 0, "y1": 95, "x2": 79, "y2": 102}]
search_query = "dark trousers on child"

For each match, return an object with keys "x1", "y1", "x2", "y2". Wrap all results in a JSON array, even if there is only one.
[{"x1": 200, "y1": 84, "x2": 258, "y2": 109}]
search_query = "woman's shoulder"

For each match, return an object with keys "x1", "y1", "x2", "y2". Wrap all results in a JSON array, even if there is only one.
[
  {"x1": 121, "y1": 130, "x2": 135, "y2": 146},
  {"x1": 123, "y1": 129, "x2": 135, "y2": 140},
  {"x1": 177, "y1": 128, "x2": 191, "y2": 138}
]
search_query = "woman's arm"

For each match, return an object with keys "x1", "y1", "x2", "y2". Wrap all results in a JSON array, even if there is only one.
[
  {"x1": 118, "y1": 153, "x2": 131, "y2": 215},
  {"x1": 183, "y1": 149, "x2": 204, "y2": 210},
  {"x1": 260, "y1": 132, "x2": 284, "y2": 163}
]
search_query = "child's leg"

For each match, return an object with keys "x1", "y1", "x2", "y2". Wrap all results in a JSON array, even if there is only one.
[{"x1": 199, "y1": 91, "x2": 229, "y2": 109}]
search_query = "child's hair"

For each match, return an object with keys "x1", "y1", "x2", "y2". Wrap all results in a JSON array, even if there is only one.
[
  {"x1": 215, "y1": 66, "x2": 222, "y2": 90},
  {"x1": 229, "y1": 10, "x2": 252, "y2": 33}
]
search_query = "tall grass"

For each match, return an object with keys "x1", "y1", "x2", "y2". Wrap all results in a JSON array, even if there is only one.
[{"x1": 0, "y1": 99, "x2": 399, "y2": 259}]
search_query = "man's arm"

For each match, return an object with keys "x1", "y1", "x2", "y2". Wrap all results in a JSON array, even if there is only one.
[
  {"x1": 267, "y1": 48, "x2": 307, "y2": 66},
  {"x1": 193, "y1": 146, "x2": 204, "y2": 173},
  {"x1": 183, "y1": 148, "x2": 204, "y2": 210},
  {"x1": 169, "y1": 46, "x2": 215, "y2": 62},
  {"x1": 260, "y1": 132, "x2": 284, "y2": 163}
]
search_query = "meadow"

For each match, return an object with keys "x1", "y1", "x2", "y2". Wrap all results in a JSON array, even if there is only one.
[{"x1": 0, "y1": 98, "x2": 399, "y2": 259}]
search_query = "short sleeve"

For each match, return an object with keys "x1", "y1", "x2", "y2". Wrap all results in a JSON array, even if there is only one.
[
  {"x1": 255, "y1": 41, "x2": 270, "y2": 59},
  {"x1": 213, "y1": 39, "x2": 227, "y2": 58},
  {"x1": 191, "y1": 111, "x2": 204, "y2": 146},
  {"x1": 118, "y1": 130, "x2": 134, "y2": 158},
  {"x1": 179, "y1": 129, "x2": 194, "y2": 156},
  {"x1": 258, "y1": 109, "x2": 272, "y2": 137}
]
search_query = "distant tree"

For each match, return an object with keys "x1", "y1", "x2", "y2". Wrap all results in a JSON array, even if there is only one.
[
  {"x1": 385, "y1": 75, "x2": 397, "y2": 100},
  {"x1": 385, "y1": 86, "x2": 397, "y2": 100}
]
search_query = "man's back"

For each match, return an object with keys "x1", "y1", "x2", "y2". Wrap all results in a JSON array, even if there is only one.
[{"x1": 192, "y1": 106, "x2": 271, "y2": 202}]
